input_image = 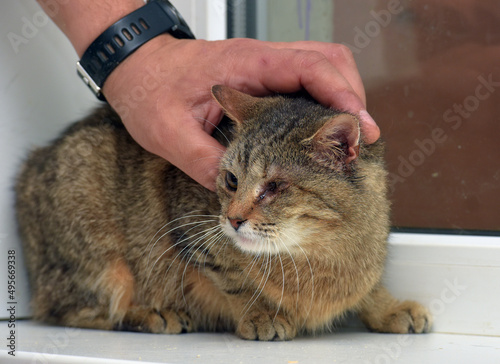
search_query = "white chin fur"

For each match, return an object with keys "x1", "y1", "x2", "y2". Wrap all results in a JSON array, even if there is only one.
[{"x1": 221, "y1": 221, "x2": 299, "y2": 255}]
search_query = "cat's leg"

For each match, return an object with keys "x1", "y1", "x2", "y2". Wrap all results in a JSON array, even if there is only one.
[
  {"x1": 61, "y1": 305, "x2": 193, "y2": 334},
  {"x1": 61, "y1": 308, "x2": 114, "y2": 330},
  {"x1": 357, "y1": 284, "x2": 432, "y2": 334},
  {"x1": 42, "y1": 257, "x2": 135, "y2": 330},
  {"x1": 202, "y1": 271, "x2": 299, "y2": 340},
  {"x1": 54, "y1": 257, "x2": 193, "y2": 334},
  {"x1": 90, "y1": 257, "x2": 195, "y2": 334}
]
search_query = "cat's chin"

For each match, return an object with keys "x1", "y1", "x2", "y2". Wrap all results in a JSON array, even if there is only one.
[
  {"x1": 232, "y1": 235, "x2": 266, "y2": 254},
  {"x1": 223, "y1": 227, "x2": 282, "y2": 255},
  {"x1": 234, "y1": 238, "x2": 286, "y2": 255},
  {"x1": 221, "y1": 220, "x2": 305, "y2": 255}
]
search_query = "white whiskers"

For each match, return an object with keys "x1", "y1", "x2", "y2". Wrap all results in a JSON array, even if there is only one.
[
  {"x1": 273, "y1": 243, "x2": 286, "y2": 323},
  {"x1": 281, "y1": 230, "x2": 315, "y2": 326},
  {"x1": 142, "y1": 211, "x2": 316, "y2": 333},
  {"x1": 240, "y1": 248, "x2": 273, "y2": 320},
  {"x1": 142, "y1": 213, "x2": 220, "y2": 291}
]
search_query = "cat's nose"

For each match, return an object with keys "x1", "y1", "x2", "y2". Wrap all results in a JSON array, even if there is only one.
[{"x1": 228, "y1": 217, "x2": 246, "y2": 231}]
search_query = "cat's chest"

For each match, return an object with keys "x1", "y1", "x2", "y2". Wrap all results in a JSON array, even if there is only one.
[{"x1": 232, "y1": 254, "x2": 383, "y2": 324}]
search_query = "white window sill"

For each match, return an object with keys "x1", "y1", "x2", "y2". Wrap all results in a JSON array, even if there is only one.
[{"x1": 2, "y1": 320, "x2": 499, "y2": 364}]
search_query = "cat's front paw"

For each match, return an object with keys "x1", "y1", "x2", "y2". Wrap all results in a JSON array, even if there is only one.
[
  {"x1": 236, "y1": 312, "x2": 297, "y2": 341},
  {"x1": 368, "y1": 300, "x2": 432, "y2": 334},
  {"x1": 159, "y1": 309, "x2": 193, "y2": 334},
  {"x1": 117, "y1": 306, "x2": 193, "y2": 334}
]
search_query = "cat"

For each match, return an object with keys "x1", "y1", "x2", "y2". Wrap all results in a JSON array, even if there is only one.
[{"x1": 15, "y1": 85, "x2": 431, "y2": 340}]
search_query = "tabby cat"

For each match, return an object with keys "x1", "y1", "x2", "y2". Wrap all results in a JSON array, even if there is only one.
[{"x1": 15, "y1": 85, "x2": 431, "y2": 340}]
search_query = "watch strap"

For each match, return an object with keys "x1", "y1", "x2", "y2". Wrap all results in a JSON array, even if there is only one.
[{"x1": 77, "y1": 1, "x2": 195, "y2": 100}]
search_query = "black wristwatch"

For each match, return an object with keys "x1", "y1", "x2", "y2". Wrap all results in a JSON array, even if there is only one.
[{"x1": 77, "y1": 0, "x2": 195, "y2": 101}]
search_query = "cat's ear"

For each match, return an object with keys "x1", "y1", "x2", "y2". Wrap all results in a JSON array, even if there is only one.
[
  {"x1": 211, "y1": 85, "x2": 265, "y2": 125},
  {"x1": 303, "y1": 114, "x2": 360, "y2": 167}
]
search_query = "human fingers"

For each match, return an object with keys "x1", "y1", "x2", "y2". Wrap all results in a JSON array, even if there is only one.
[
  {"x1": 148, "y1": 114, "x2": 226, "y2": 191},
  {"x1": 229, "y1": 44, "x2": 380, "y2": 143},
  {"x1": 268, "y1": 41, "x2": 366, "y2": 106}
]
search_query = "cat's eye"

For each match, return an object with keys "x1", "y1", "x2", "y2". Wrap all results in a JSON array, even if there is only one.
[
  {"x1": 225, "y1": 172, "x2": 238, "y2": 191},
  {"x1": 258, "y1": 181, "x2": 284, "y2": 200}
]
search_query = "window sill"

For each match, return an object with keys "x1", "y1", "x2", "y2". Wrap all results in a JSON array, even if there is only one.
[{"x1": 2, "y1": 320, "x2": 499, "y2": 364}]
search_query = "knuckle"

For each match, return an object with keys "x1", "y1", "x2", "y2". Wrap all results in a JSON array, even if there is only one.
[
  {"x1": 335, "y1": 44, "x2": 354, "y2": 60},
  {"x1": 297, "y1": 50, "x2": 329, "y2": 69},
  {"x1": 326, "y1": 44, "x2": 356, "y2": 66}
]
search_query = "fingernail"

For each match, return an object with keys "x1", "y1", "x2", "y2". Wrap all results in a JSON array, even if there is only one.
[
  {"x1": 359, "y1": 110, "x2": 377, "y2": 128},
  {"x1": 358, "y1": 110, "x2": 380, "y2": 144}
]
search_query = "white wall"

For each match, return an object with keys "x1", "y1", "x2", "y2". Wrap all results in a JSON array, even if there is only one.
[
  {"x1": 173, "y1": 0, "x2": 227, "y2": 41},
  {"x1": 0, "y1": 0, "x2": 225, "y2": 319}
]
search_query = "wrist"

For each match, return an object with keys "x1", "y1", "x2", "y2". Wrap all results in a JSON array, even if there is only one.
[
  {"x1": 102, "y1": 34, "x2": 183, "y2": 105},
  {"x1": 38, "y1": 0, "x2": 145, "y2": 57},
  {"x1": 73, "y1": 0, "x2": 196, "y2": 100}
]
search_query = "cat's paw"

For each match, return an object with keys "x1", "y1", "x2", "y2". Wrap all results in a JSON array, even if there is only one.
[
  {"x1": 118, "y1": 306, "x2": 193, "y2": 334},
  {"x1": 370, "y1": 300, "x2": 432, "y2": 334},
  {"x1": 236, "y1": 312, "x2": 297, "y2": 341},
  {"x1": 159, "y1": 309, "x2": 193, "y2": 334}
]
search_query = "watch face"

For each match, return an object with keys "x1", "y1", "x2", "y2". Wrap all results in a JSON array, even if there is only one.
[
  {"x1": 169, "y1": 4, "x2": 185, "y2": 23},
  {"x1": 153, "y1": 0, "x2": 195, "y2": 38},
  {"x1": 155, "y1": 0, "x2": 185, "y2": 24}
]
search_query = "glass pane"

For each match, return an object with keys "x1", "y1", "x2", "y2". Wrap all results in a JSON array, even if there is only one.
[{"x1": 229, "y1": 0, "x2": 500, "y2": 233}]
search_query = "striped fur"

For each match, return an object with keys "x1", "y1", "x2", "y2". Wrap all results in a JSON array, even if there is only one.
[{"x1": 15, "y1": 86, "x2": 431, "y2": 340}]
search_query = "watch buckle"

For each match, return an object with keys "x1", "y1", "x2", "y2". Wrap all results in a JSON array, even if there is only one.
[{"x1": 76, "y1": 62, "x2": 104, "y2": 100}]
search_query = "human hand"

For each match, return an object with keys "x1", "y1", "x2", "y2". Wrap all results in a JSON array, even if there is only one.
[{"x1": 103, "y1": 35, "x2": 379, "y2": 191}]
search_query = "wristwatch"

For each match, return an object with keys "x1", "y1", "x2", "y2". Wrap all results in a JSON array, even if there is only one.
[{"x1": 76, "y1": 0, "x2": 195, "y2": 101}]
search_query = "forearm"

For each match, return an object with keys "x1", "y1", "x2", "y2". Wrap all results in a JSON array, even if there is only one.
[{"x1": 37, "y1": 0, "x2": 144, "y2": 57}]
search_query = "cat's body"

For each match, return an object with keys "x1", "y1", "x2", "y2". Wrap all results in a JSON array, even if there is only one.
[{"x1": 15, "y1": 86, "x2": 430, "y2": 340}]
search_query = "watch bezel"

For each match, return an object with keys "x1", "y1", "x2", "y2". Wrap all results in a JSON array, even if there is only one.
[{"x1": 148, "y1": 0, "x2": 195, "y2": 39}]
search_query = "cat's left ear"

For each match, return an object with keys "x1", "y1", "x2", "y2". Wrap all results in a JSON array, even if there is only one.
[
  {"x1": 211, "y1": 85, "x2": 270, "y2": 125},
  {"x1": 303, "y1": 114, "x2": 360, "y2": 167}
]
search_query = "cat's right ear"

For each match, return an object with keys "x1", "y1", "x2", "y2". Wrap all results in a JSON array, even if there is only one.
[
  {"x1": 302, "y1": 113, "x2": 360, "y2": 168},
  {"x1": 211, "y1": 85, "x2": 264, "y2": 125}
]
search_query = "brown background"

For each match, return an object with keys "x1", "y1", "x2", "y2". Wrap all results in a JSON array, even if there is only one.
[{"x1": 335, "y1": 0, "x2": 500, "y2": 232}]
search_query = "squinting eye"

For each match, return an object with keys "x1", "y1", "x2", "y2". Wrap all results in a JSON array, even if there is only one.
[{"x1": 225, "y1": 171, "x2": 238, "y2": 191}]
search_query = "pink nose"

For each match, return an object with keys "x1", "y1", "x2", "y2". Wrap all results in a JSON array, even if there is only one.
[{"x1": 228, "y1": 217, "x2": 246, "y2": 231}]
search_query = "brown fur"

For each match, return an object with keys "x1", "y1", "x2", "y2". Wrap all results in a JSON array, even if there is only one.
[{"x1": 15, "y1": 86, "x2": 431, "y2": 340}]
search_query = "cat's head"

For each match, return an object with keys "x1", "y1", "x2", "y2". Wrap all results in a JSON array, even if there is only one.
[{"x1": 212, "y1": 85, "x2": 362, "y2": 255}]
